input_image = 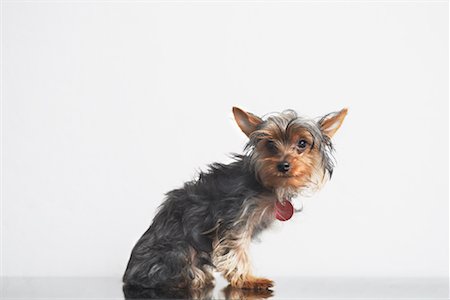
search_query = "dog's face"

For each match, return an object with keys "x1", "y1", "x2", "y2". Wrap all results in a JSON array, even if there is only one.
[{"x1": 233, "y1": 107, "x2": 347, "y2": 200}]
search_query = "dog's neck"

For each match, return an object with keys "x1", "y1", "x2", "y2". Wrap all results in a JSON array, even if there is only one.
[{"x1": 274, "y1": 187, "x2": 298, "y2": 203}]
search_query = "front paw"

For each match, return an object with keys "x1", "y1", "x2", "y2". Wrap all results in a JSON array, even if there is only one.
[{"x1": 237, "y1": 277, "x2": 274, "y2": 290}]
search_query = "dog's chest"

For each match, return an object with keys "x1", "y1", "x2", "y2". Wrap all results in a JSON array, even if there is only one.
[
  {"x1": 235, "y1": 194, "x2": 276, "y2": 238},
  {"x1": 211, "y1": 194, "x2": 276, "y2": 262}
]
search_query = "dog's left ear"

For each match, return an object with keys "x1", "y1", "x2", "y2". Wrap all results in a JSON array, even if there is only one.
[
  {"x1": 319, "y1": 108, "x2": 348, "y2": 138},
  {"x1": 232, "y1": 107, "x2": 263, "y2": 137}
]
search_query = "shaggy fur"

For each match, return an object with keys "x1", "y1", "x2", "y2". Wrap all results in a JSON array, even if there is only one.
[{"x1": 123, "y1": 106, "x2": 347, "y2": 294}]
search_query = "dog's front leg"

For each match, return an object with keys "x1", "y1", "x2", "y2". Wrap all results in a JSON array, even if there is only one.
[{"x1": 213, "y1": 235, "x2": 273, "y2": 290}]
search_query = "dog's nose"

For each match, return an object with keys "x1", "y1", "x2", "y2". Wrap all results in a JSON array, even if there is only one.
[{"x1": 277, "y1": 161, "x2": 290, "y2": 173}]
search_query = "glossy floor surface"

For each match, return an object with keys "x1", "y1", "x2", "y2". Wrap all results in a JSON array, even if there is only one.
[{"x1": 1, "y1": 276, "x2": 448, "y2": 299}]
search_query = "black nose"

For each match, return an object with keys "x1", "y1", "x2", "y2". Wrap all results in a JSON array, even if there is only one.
[{"x1": 277, "y1": 161, "x2": 290, "y2": 173}]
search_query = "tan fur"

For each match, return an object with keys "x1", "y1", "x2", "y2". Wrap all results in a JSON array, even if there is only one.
[
  {"x1": 254, "y1": 132, "x2": 323, "y2": 194},
  {"x1": 233, "y1": 107, "x2": 263, "y2": 137},
  {"x1": 320, "y1": 108, "x2": 348, "y2": 138},
  {"x1": 223, "y1": 285, "x2": 273, "y2": 299},
  {"x1": 189, "y1": 247, "x2": 215, "y2": 289},
  {"x1": 212, "y1": 195, "x2": 275, "y2": 289}
]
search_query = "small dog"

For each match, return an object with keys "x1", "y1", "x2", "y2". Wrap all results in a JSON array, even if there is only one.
[{"x1": 123, "y1": 107, "x2": 347, "y2": 292}]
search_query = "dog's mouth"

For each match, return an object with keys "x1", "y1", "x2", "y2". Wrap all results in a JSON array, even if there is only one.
[
  {"x1": 280, "y1": 174, "x2": 295, "y2": 178},
  {"x1": 277, "y1": 172, "x2": 301, "y2": 178}
]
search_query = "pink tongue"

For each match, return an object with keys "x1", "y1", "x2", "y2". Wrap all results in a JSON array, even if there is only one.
[{"x1": 275, "y1": 200, "x2": 294, "y2": 221}]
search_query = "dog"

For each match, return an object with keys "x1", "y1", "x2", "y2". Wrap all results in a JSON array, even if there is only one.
[{"x1": 123, "y1": 106, "x2": 347, "y2": 292}]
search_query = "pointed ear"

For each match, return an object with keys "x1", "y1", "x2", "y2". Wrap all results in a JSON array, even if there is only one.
[
  {"x1": 319, "y1": 108, "x2": 348, "y2": 138},
  {"x1": 232, "y1": 107, "x2": 263, "y2": 137}
]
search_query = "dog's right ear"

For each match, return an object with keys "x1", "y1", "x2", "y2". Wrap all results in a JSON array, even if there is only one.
[{"x1": 232, "y1": 107, "x2": 263, "y2": 137}]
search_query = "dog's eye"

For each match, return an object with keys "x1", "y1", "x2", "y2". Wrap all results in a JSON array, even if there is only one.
[
  {"x1": 266, "y1": 140, "x2": 277, "y2": 153},
  {"x1": 298, "y1": 139, "x2": 307, "y2": 149}
]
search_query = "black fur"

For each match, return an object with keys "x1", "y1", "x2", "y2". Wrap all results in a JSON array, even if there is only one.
[{"x1": 123, "y1": 156, "x2": 267, "y2": 289}]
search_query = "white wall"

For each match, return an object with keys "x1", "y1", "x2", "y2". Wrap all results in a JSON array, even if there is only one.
[{"x1": 2, "y1": 2, "x2": 448, "y2": 278}]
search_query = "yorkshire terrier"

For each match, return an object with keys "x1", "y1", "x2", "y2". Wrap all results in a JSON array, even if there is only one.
[{"x1": 123, "y1": 106, "x2": 347, "y2": 293}]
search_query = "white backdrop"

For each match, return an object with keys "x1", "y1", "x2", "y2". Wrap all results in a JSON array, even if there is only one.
[{"x1": 2, "y1": 2, "x2": 448, "y2": 279}]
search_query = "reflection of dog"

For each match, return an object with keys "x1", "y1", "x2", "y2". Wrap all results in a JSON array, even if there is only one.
[
  {"x1": 123, "y1": 284, "x2": 214, "y2": 300},
  {"x1": 223, "y1": 286, "x2": 273, "y2": 300},
  {"x1": 123, "y1": 107, "x2": 347, "y2": 291},
  {"x1": 123, "y1": 283, "x2": 273, "y2": 300}
]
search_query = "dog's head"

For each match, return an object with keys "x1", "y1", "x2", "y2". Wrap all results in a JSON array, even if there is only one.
[{"x1": 233, "y1": 106, "x2": 347, "y2": 201}]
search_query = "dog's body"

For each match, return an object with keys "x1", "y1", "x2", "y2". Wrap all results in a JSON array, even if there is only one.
[
  {"x1": 123, "y1": 156, "x2": 274, "y2": 290},
  {"x1": 123, "y1": 107, "x2": 347, "y2": 291}
]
